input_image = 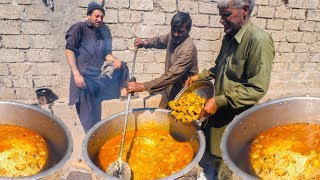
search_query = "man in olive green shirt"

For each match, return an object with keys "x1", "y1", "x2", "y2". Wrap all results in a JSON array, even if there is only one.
[{"x1": 186, "y1": 0, "x2": 275, "y2": 179}]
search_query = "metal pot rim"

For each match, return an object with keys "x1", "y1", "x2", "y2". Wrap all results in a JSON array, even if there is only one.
[
  {"x1": 82, "y1": 108, "x2": 206, "y2": 180},
  {"x1": 0, "y1": 101, "x2": 74, "y2": 180},
  {"x1": 220, "y1": 96, "x2": 320, "y2": 180}
]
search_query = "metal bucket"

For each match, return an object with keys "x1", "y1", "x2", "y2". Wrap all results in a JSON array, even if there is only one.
[
  {"x1": 0, "y1": 101, "x2": 73, "y2": 179},
  {"x1": 82, "y1": 108, "x2": 206, "y2": 180},
  {"x1": 220, "y1": 97, "x2": 320, "y2": 179}
]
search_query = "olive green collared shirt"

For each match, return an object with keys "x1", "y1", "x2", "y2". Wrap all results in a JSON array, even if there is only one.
[{"x1": 198, "y1": 21, "x2": 275, "y2": 110}]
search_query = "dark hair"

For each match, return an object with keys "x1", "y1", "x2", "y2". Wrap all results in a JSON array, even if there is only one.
[{"x1": 171, "y1": 12, "x2": 192, "y2": 32}]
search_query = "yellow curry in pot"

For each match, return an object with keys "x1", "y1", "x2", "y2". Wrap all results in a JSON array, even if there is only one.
[
  {"x1": 97, "y1": 129, "x2": 194, "y2": 179},
  {"x1": 250, "y1": 123, "x2": 320, "y2": 180},
  {"x1": 0, "y1": 124, "x2": 48, "y2": 177}
]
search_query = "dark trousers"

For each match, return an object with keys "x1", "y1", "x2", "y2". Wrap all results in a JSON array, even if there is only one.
[{"x1": 75, "y1": 64, "x2": 129, "y2": 133}]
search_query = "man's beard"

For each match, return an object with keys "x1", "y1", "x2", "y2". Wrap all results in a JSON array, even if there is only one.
[{"x1": 169, "y1": 34, "x2": 189, "y2": 53}]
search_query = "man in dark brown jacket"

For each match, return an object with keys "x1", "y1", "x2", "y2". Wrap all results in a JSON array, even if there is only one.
[{"x1": 127, "y1": 12, "x2": 198, "y2": 108}]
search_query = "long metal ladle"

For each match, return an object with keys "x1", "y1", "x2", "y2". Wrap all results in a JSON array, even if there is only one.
[{"x1": 106, "y1": 47, "x2": 138, "y2": 180}]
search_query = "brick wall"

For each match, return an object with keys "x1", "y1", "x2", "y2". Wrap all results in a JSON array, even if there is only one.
[{"x1": 0, "y1": 0, "x2": 319, "y2": 103}]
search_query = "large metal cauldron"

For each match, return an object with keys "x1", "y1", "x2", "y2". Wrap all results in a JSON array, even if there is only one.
[
  {"x1": 221, "y1": 97, "x2": 320, "y2": 179},
  {"x1": 0, "y1": 101, "x2": 73, "y2": 179},
  {"x1": 82, "y1": 108, "x2": 205, "y2": 180}
]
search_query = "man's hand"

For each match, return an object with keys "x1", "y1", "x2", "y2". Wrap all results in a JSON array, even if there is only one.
[
  {"x1": 134, "y1": 37, "x2": 148, "y2": 48},
  {"x1": 127, "y1": 82, "x2": 146, "y2": 92},
  {"x1": 73, "y1": 73, "x2": 86, "y2": 88},
  {"x1": 198, "y1": 98, "x2": 218, "y2": 119},
  {"x1": 113, "y1": 58, "x2": 121, "y2": 69},
  {"x1": 185, "y1": 75, "x2": 199, "y2": 86}
]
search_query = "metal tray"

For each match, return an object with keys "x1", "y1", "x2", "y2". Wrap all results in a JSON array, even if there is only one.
[{"x1": 174, "y1": 80, "x2": 215, "y2": 125}]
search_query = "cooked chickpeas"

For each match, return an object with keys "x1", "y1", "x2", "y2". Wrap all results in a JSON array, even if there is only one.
[{"x1": 168, "y1": 92, "x2": 205, "y2": 124}]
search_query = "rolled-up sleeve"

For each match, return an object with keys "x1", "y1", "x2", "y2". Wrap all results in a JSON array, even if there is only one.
[{"x1": 65, "y1": 23, "x2": 82, "y2": 53}]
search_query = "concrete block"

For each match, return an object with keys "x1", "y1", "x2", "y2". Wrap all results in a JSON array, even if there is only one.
[
  {"x1": 130, "y1": 0, "x2": 153, "y2": 10},
  {"x1": 299, "y1": 21, "x2": 315, "y2": 31},
  {"x1": 251, "y1": 17, "x2": 267, "y2": 29},
  {"x1": 31, "y1": 35, "x2": 59, "y2": 49},
  {"x1": 192, "y1": 14, "x2": 209, "y2": 27},
  {"x1": 154, "y1": 0, "x2": 176, "y2": 12},
  {"x1": 32, "y1": 75, "x2": 61, "y2": 87},
  {"x1": 266, "y1": 19, "x2": 284, "y2": 30},
  {"x1": 199, "y1": 2, "x2": 218, "y2": 15},
  {"x1": 0, "y1": 4, "x2": 21, "y2": 19},
  {"x1": 101, "y1": 93, "x2": 161, "y2": 118},
  {"x1": 136, "y1": 51, "x2": 155, "y2": 63},
  {"x1": 303, "y1": 0, "x2": 319, "y2": 9},
  {"x1": 286, "y1": 31, "x2": 303, "y2": 43},
  {"x1": 209, "y1": 15, "x2": 222, "y2": 28},
  {"x1": 109, "y1": 24, "x2": 134, "y2": 38},
  {"x1": 0, "y1": 63, "x2": 9, "y2": 76},
  {"x1": 302, "y1": 32, "x2": 318, "y2": 43},
  {"x1": 105, "y1": 0, "x2": 117, "y2": 8},
  {"x1": 136, "y1": 74, "x2": 154, "y2": 82},
  {"x1": 190, "y1": 27, "x2": 220, "y2": 40},
  {"x1": 315, "y1": 22, "x2": 320, "y2": 31},
  {"x1": 255, "y1": 0, "x2": 268, "y2": 5},
  {"x1": 0, "y1": 20, "x2": 20, "y2": 34},
  {"x1": 309, "y1": 43, "x2": 320, "y2": 53},
  {"x1": 283, "y1": 20, "x2": 300, "y2": 31},
  {"x1": 274, "y1": 52, "x2": 295, "y2": 62},
  {"x1": 0, "y1": 87, "x2": 16, "y2": 100},
  {"x1": 0, "y1": 0, "x2": 11, "y2": 4},
  {"x1": 2, "y1": 35, "x2": 29, "y2": 48},
  {"x1": 15, "y1": 87, "x2": 37, "y2": 100},
  {"x1": 105, "y1": 9, "x2": 118, "y2": 24},
  {"x1": 26, "y1": 49, "x2": 57, "y2": 62},
  {"x1": 118, "y1": 0, "x2": 130, "y2": 8},
  {"x1": 198, "y1": 51, "x2": 214, "y2": 63},
  {"x1": 293, "y1": 43, "x2": 309, "y2": 53},
  {"x1": 154, "y1": 50, "x2": 166, "y2": 62},
  {"x1": 270, "y1": 30, "x2": 287, "y2": 42},
  {"x1": 133, "y1": 25, "x2": 160, "y2": 39},
  {"x1": 17, "y1": 0, "x2": 33, "y2": 5},
  {"x1": 194, "y1": 40, "x2": 215, "y2": 52},
  {"x1": 278, "y1": 42, "x2": 294, "y2": 53},
  {"x1": 119, "y1": 10, "x2": 142, "y2": 23},
  {"x1": 307, "y1": 10, "x2": 320, "y2": 21},
  {"x1": 0, "y1": 49, "x2": 25, "y2": 63},
  {"x1": 24, "y1": 5, "x2": 53, "y2": 21},
  {"x1": 12, "y1": 76, "x2": 33, "y2": 88},
  {"x1": 144, "y1": 62, "x2": 165, "y2": 74},
  {"x1": 178, "y1": 1, "x2": 199, "y2": 14},
  {"x1": 275, "y1": 6, "x2": 291, "y2": 19},
  {"x1": 288, "y1": 0, "x2": 303, "y2": 8},
  {"x1": 165, "y1": 13, "x2": 174, "y2": 25},
  {"x1": 295, "y1": 53, "x2": 308, "y2": 62},
  {"x1": 291, "y1": 9, "x2": 306, "y2": 20},
  {"x1": 112, "y1": 50, "x2": 135, "y2": 63},
  {"x1": 112, "y1": 38, "x2": 127, "y2": 51},
  {"x1": 143, "y1": 12, "x2": 166, "y2": 25},
  {"x1": 272, "y1": 62, "x2": 288, "y2": 72},
  {"x1": 21, "y1": 21, "x2": 52, "y2": 35},
  {"x1": 211, "y1": 40, "x2": 223, "y2": 53},
  {"x1": 269, "y1": 0, "x2": 283, "y2": 6},
  {"x1": 288, "y1": 62, "x2": 303, "y2": 71},
  {"x1": 257, "y1": 6, "x2": 275, "y2": 19}
]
